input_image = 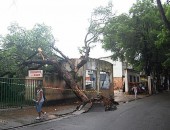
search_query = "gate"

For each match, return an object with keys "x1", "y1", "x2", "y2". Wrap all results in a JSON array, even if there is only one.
[{"x1": 0, "y1": 77, "x2": 42, "y2": 109}]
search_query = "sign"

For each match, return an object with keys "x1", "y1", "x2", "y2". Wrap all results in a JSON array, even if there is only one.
[{"x1": 28, "y1": 70, "x2": 43, "y2": 77}]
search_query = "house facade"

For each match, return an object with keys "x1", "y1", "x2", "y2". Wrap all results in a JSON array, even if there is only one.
[
  {"x1": 25, "y1": 58, "x2": 114, "y2": 101},
  {"x1": 100, "y1": 57, "x2": 141, "y2": 93},
  {"x1": 100, "y1": 58, "x2": 126, "y2": 90}
]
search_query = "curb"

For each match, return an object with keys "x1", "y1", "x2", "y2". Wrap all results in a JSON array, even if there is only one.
[
  {"x1": 117, "y1": 94, "x2": 150, "y2": 104},
  {"x1": 2, "y1": 109, "x2": 77, "y2": 130},
  {"x1": 1, "y1": 94, "x2": 151, "y2": 130}
]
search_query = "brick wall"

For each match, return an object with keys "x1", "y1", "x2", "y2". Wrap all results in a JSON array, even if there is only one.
[{"x1": 113, "y1": 77, "x2": 123, "y2": 90}]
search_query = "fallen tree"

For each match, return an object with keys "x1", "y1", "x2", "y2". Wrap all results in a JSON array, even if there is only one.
[
  {"x1": 21, "y1": 3, "x2": 113, "y2": 110},
  {"x1": 23, "y1": 51, "x2": 90, "y2": 103}
]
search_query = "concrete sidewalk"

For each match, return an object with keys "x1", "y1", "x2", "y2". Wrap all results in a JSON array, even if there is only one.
[
  {"x1": 0, "y1": 103, "x2": 77, "y2": 130},
  {"x1": 0, "y1": 91, "x2": 149, "y2": 130},
  {"x1": 114, "y1": 90, "x2": 149, "y2": 103}
]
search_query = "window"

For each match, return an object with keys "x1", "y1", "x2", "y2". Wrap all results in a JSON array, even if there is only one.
[
  {"x1": 137, "y1": 77, "x2": 139, "y2": 82},
  {"x1": 130, "y1": 75, "x2": 132, "y2": 82},
  {"x1": 100, "y1": 72, "x2": 110, "y2": 89},
  {"x1": 134, "y1": 76, "x2": 136, "y2": 82}
]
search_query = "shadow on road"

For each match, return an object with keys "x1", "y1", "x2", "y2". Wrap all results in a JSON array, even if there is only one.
[{"x1": 89, "y1": 103, "x2": 117, "y2": 112}]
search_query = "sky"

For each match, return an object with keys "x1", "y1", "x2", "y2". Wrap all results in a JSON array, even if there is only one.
[{"x1": 0, "y1": 0, "x2": 137, "y2": 58}]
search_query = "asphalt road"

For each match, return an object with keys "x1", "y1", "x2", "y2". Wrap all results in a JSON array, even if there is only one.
[{"x1": 16, "y1": 92, "x2": 170, "y2": 130}]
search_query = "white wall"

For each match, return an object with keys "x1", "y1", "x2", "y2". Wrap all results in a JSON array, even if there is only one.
[
  {"x1": 113, "y1": 61, "x2": 123, "y2": 77},
  {"x1": 100, "y1": 57, "x2": 123, "y2": 78}
]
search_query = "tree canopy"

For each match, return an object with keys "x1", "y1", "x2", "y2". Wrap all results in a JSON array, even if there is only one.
[
  {"x1": 0, "y1": 23, "x2": 55, "y2": 77},
  {"x1": 101, "y1": 0, "x2": 170, "y2": 77},
  {"x1": 0, "y1": 1, "x2": 169, "y2": 79}
]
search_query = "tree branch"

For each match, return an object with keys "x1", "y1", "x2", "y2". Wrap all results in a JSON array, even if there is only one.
[
  {"x1": 23, "y1": 59, "x2": 90, "y2": 103},
  {"x1": 51, "y1": 46, "x2": 75, "y2": 71}
]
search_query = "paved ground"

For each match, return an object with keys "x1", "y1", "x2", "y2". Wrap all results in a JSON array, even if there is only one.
[
  {"x1": 0, "y1": 103, "x2": 77, "y2": 130},
  {"x1": 114, "y1": 90, "x2": 149, "y2": 103},
  {"x1": 15, "y1": 91, "x2": 170, "y2": 130},
  {"x1": 0, "y1": 90, "x2": 149, "y2": 130}
]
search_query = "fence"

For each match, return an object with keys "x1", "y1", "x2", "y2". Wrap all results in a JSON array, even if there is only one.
[{"x1": 0, "y1": 77, "x2": 42, "y2": 109}]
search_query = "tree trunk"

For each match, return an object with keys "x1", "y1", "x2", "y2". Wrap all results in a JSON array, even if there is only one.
[
  {"x1": 62, "y1": 69, "x2": 90, "y2": 103},
  {"x1": 23, "y1": 60, "x2": 90, "y2": 103},
  {"x1": 50, "y1": 46, "x2": 91, "y2": 103},
  {"x1": 157, "y1": 0, "x2": 170, "y2": 31}
]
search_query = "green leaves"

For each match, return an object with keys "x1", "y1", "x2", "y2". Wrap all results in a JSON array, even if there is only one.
[
  {"x1": 0, "y1": 23, "x2": 55, "y2": 77},
  {"x1": 102, "y1": 0, "x2": 170, "y2": 74},
  {"x1": 80, "y1": 2, "x2": 114, "y2": 53}
]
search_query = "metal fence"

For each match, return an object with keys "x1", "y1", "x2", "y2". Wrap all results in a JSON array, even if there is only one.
[{"x1": 0, "y1": 77, "x2": 42, "y2": 109}]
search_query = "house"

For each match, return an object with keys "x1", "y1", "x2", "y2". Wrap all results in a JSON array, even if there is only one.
[
  {"x1": 100, "y1": 57, "x2": 141, "y2": 94},
  {"x1": 124, "y1": 69, "x2": 140, "y2": 93}
]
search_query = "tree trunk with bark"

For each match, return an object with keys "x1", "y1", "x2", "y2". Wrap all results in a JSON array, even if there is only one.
[
  {"x1": 157, "y1": 0, "x2": 170, "y2": 31},
  {"x1": 23, "y1": 58, "x2": 90, "y2": 104},
  {"x1": 22, "y1": 4, "x2": 112, "y2": 108}
]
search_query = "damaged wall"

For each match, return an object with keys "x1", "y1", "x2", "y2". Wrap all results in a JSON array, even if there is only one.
[
  {"x1": 82, "y1": 58, "x2": 113, "y2": 98},
  {"x1": 26, "y1": 58, "x2": 114, "y2": 101}
]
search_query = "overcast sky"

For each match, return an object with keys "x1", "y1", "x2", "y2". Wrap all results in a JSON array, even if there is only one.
[{"x1": 0, "y1": 0, "x2": 139, "y2": 58}]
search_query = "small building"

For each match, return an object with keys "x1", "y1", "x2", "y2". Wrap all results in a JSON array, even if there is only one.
[
  {"x1": 99, "y1": 58, "x2": 127, "y2": 90},
  {"x1": 99, "y1": 57, "x2": 141, "y2": 94},
  {"x1": 82, "y1": 58, "x2": 113, "y2": 98},
  {"x1": 124, "y1": 69, "x2": 140, "y2": 93},
  {"x1": 25, "y1": 58, "x2": 114, "y2": 101}
]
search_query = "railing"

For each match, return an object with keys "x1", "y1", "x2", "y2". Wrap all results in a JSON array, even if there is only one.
[{"x1": 0, "y1": 77, "x2": 42, "y2": 109}]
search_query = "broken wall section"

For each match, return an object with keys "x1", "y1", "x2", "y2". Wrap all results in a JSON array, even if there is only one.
[{"x1": 82, "y1": 58, "x2": 113, "y2": 99}]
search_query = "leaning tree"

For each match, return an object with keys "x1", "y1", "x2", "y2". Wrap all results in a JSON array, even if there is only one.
[
  {"x1": 0, "y1": 3, "x2": 113, "y2": 108},
  {"x1": 23, "y1": 3, "x2": 113, "y2": 107}
]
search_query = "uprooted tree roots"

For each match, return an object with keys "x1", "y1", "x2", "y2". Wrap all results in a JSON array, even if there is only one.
[{"x1": 78, "y1": 95, "x2": 119, "y2": 112}]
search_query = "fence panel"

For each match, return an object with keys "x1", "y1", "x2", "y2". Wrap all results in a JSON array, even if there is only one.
[{"x1": 0, "y1": 77, "x2": 42, "y2": 109}]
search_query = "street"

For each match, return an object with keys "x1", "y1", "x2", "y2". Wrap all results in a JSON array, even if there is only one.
[{"x1": 16, "y1": 92, "x2": 170, "y2": 130}]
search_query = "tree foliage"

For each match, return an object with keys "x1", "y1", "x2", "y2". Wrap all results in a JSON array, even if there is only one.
[
  {"x1": 156, "y1": 0, "x2": 170, "y2": 67},
  {"x1": 0, "y1": 23, "x2": 55, "y2": 77},
  {"x1": 78, "y1": 2, "x2": 114, "y2": 57},
  {"x1": 0, "y1": 3, "x2": 113, "y2": 104},
  {"x1": 101, "y1": 0, "x2": 170, "y2": 76}
]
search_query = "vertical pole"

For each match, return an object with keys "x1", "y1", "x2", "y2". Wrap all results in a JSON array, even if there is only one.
[
  {"x1": 148, "y1": 76, "x2": 152, "y2": 95},
  {"x1": 125, "y1": 69, "x2": 129, "y2": 93},
  {"x1": 96, "y1": 60, "x2": 100, "y2": 95},
  {"x1": 83, "y1": 65, "x2": 86, "y2": 90},
  {"x1": 168, "y1": 78, "x2": 170, "y2": 91}
]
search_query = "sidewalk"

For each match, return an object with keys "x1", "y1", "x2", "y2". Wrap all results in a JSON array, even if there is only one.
[
  {"x1": 0, "y1": 91, "x2": 149, "y2": 130},
  {"x1": 114, "y1": 90, "x2": 149, "y2": 103},
  {"x1": 0, "y1": 103, "x2": 77, "y2": 130}
]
